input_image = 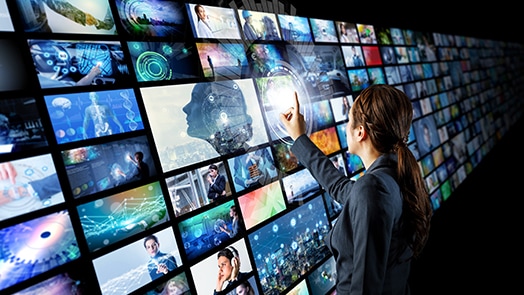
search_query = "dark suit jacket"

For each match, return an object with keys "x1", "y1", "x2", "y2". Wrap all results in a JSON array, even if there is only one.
[
  {"x1": 291, "y1": 134, "x2": 412, "y2": 295},
  {"x1": 208, "y1": 174, "x2": 226, "y2": 200}
]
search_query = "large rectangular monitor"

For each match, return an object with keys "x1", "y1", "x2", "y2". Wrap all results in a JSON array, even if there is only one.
[
  {"x1": 93, "y1": 227, "x2": 182, "y2": 295},
  {"x1": 0, "y1": 154, "x2": 63, "y2": 222},
  {"x1": 141, "y1": 78, "x2": 269, "y2": 172},
  {"x1": 0, "y1": 97, "x2": 48, "y2": 154},
  {"x1": 44, "y1": 88, "x2": 144, "y2": 144},
  {"x1": 12, "y1": 0, "x2": 116, "y2": 34},
  {"x1": 248, "y1": 195, "x2": 331, "y2": 294},
  {"x1": 0, "y1": 210, "x2": 80, "y2": 290},
  {"x1": 61, "y1": 134, "x2": 156, "y2": 198},
  {"x1": 28, "y1": 39, "x2": 130, "y2": 89}
]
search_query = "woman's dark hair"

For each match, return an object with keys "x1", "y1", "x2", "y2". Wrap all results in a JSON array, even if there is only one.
[
  {"x1": 351, "y1": 84, "x2": 432, "y2": 258},
  {"x1": 193, "y1": 4, "x2": 203, "y2": 15}
]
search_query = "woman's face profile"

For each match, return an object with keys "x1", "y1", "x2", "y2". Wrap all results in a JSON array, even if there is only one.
[
  {"x1": 183, "y1": 81, "x2": 254, "y2": 154},
  {"x1": 182, "y1": 90, "x2": 206, "y2": 139},
  {"x1": 236, "y1": 284, "x2": 250, "y2": 295}
]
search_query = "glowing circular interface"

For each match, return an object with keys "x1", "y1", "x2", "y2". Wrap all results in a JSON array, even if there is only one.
[{"x1": 136, "y1": 51, "x2": 172, "y2": 81}]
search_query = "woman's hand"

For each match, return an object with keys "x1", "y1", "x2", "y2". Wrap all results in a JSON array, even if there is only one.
[{"x1": 279, "y1": 92, "x2": 306, "y2": 141}]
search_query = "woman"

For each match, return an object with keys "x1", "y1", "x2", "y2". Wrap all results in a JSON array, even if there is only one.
[
  {"x1": 279, "y1": 84, "x2": 432, "y2": 294},
  {"x1": 235, "y1": 280, "x2": 255, "y2": 295},
  {"x1": 194, "y1": 4, "x2": 214, "y2": 38}
]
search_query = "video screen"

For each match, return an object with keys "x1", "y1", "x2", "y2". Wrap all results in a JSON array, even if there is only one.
[
  {"x1": 309, "y1": 18, "x2": 338, "y2": 43},
  {"x1": 237, "y1": 10, "x2": 281, "y2": 41},
  {"x1": 346, "y1": 151, "x2": 365, "y2": 175},
  {"x1": 398, "y1": 64, "x2": 414, "y2": 82},
  {"x1": 281, "y1": 168, "x2": 321, "y2": 205},
  {"x1": 390, "y1": 28, "x2": 405, "y2": 45},
  {"x1": 227, "y1": 146, "x2": 278, "y2": 194},
  {"x1": 411, "y1": 64, "x2": 424, "y2": 80},
  {"x1": 310, "y1": 100, "x2": 335, "y2": 132},
  {"x1": 407, "y1": 46, "x2": 420, "y2": 63},
  {"x1": 0, "y1": 97, "x2": 48, "y2": 154},
  {"x1": 44, "y1": 88, "x2": 144, "y2": 144},
  {"x1": 335, "y1": 21, "x2": 359, "y2": 43},
  {"x1": 288, "y1": 280, "x2": 309, "y2": 294},
  {"x1": 425, "y1": 170, "x2": 440, "y2": 194},
  {"x1": 242, "y1": 43, "x2": 288, "y2": 79},
  {"x1": 11, "y1": 268, "x2": 98, "y2": 295},
  {"x1": 330, "y1": 95, "x2": 351, "y2": 123},
  {"x1": 420, "y1": 153, "x2": 435, "y2": 177},
  {"x1": 329, "y1": 153, "x2": 346, "y2": 176},
  {"x1": 237, "y1": 181, "x2": 286, "y2": 230},
  {"x1": 115, "y1": 0, "x2": 189, "y2": 39},
  {"x1": 0, "y1": 0, "x2": 13, "y2": 31},
  {"x1": 322, "y1": 191, "x2": 342, "y2": 221},
  {"x1": 336, "y1": 122, "x2": 348, "y2": 149},
  {"x1": 128, "y1": 41, "x2": 201, "y2": 82},
  {"x1": 384, "y1": 66, "x2": 401, "y2": 85},
  {"x1": 310, "y1": 126, "x2": 342, "y2": 155},
  {"x1": 77, "y1": 181, "x2": 169, "y2": 252},
  {"x1": 413, "y1": 115, "x2": 440, "y2": 157},
  {"x1": 288, "y1": 44, "x2": 351, "y2": 99},
  {"x1": 367, "y1": 67, "x2": 387, "y2": 85},
  {"x1": 177, "y1": 199, "x2": 240, "y2": 262},
  {"x1": 308, "y1": 256, "x2": 337, "y2": 295},
  {"x1": 450, "y1": 132, "x2": 468, "y2": 164},
  {"x1": 347, "y1": 68, "x2": 370, "y2": 92},
  {"x1": 141, "y1": 271, "x2": 192, "y2": 295},
  {"x1": 395, "y1": 47, "x2": 410, "y2": 64},
  {"x1": 13, "y1": 0, "x2": 116, "y2": 34},
  {"x1": 380, "y1": 46, "x2": 397, "y2": 65},
  {"x1": 362, "y1": 45, "x2": 383, "y2": 66},
  {"x1": 186, "y1": 3, "x2": 241, "y2": 39},
  {"x1": 93, "y1": 227, "x2": 182, "y2": 295},
  {"x1": 195, "y1": 42, "x2": 247, "y2": 80},
  {"x1": 28, "y1": 39, "x2": 130, "y2": 89},
  {"x1": 0, "y1": 39, "x2": 32, "y2": 92},
  {"x1": 0, "y1": 154, "x2": 63, "y2": 222},
  {"x1": 277, "y1": 14, "x2": 312, "y2": 42},
  {"x1": 248, "y1": 195, "x2": 331, "y2": 294},
  {"x1": 62, "y1": 134, "x2": 157, "y2": 198},
  {"x1": 141, "y1": 78, "x2": 268, "y2": 172},
  {"x1": 341, "y1": 45, "x2": 365, "y2": 68},
  {"x1": 165, "y1": 160, "x2": 232, "y2": 218},
  {"x1": 375, "y1": 26, "x2": 393, "y2": 45},
  {"x1": 356, "y1": 24, "x2": 377, "y2": 44},
  {"x1": 190, "y1": 239, "x2": 254, "y2": 295},
  {"x1": 272, "y1": 139, "x2": 300, "y2": 173},
  {"x1": 0, "y1": 210, "x2": 80, "y2": 290}
]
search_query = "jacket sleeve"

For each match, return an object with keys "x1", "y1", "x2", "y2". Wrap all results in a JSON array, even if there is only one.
[{"x1": 290, "y1": 134, "x2": 355, "y2": 204}]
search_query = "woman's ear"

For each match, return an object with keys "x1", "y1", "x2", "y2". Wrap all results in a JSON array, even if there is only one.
[{"x1": 357, "y1": 125, "x2": 366, "y2": 141}]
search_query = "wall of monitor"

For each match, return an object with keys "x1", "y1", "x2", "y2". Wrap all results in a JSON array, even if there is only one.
[{"x1": 1, "y1": 0, "x2": 523, "y2": 295}]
